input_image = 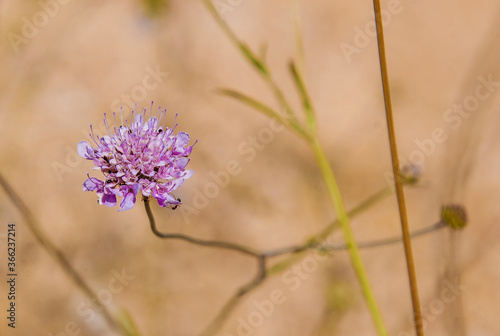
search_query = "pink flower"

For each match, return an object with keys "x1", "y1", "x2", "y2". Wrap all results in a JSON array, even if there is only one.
[{"x1": 78, "y1": 105, "x2": 195, "y2": 211}]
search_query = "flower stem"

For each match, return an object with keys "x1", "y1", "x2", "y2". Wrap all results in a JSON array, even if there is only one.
[
  {"x1": 144, "y1": 198, "x2": 261, "y2": 257},
  {"x1": 310, "y1": 137, "x2": 388, "y2": 336}
]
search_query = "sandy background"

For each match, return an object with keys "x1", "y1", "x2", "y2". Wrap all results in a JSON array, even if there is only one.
[{"x1": 1, "y1": 0, "x2": 500, "y2": 335}]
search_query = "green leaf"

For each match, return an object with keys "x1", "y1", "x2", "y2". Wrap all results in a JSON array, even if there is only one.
[
  {"x1": 218, "y1": 88, "x2": 309, "y2": 139},
  {"x1": 289, "y1": 61, "x2": 316, "y2": 131},
  {"x1": 238, "y1": 43, "x2": 268, "y2": 75},
  {"x1": 218, "y1": 89, "x2": 281, "y2": 120}
]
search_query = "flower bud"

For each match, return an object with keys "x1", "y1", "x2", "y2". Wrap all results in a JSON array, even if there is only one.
[{"x1": 441, "y1": 204, "x2": 467, "y2": 229}]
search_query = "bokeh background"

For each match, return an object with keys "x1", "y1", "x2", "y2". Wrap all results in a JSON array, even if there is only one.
[{"x1": 1, "y1": 0, "x2": 500, "y2": 335}]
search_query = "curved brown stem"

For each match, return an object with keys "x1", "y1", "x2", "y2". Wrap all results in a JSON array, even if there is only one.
[
  {"x1": 144, "y1": 195, "x2": 447, "y2": 336},
  {"x1": 143, "y1": 198, "x2": 267, "y2": 336},
  {"x1": 144, "y1": 198, "x2": 261, "y2": 258}
]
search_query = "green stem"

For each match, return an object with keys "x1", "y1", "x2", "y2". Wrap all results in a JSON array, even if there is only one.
[
  {"x1": 266, "y1": 185, "x2": 395, "y2": 273},
  {"x1": 201, "y1": 0, "x2": 303, "y2": 123},
  {"x1": 310, "y1": 137, "x2": 388, "y2": 336}
]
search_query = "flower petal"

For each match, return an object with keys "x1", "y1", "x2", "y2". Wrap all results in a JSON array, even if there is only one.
[
  {"x1": 119, "y1": 192, "x2": 136, "y2": 211},
  {"x1": 82, "y1": 177, "x2": 103, "y2": 192},
  {"x1": 183, "y1": 169, "x2": 194, "y2": 180},
  {"x1": 101, "y1": 192, "x2": 117, "y2": 207},
  {"x1": 154, "y1": 191, "x2": 179, "y2": 207},
  {"x1": 175, "y1": 132, "x2": 190, "y2": 148},
  {"x1": 77, "y1": 141, "x2": 94, "y2": 160},
  {"x1": 118, "y1": 184, "x2": 141, "y2": 211},
  {"x1": 167, "y1": 178, "x2": 185, "y2": 192},
  {"x1": 173, "y1": 157, "x2": 188, "y2": 169}
]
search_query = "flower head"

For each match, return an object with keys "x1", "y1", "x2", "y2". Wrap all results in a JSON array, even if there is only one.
[
  {"x1": 441, "y1": 204, "x2": 467, "y2": 230},
  {"x1": 78, "y1": 104, "x2": 195, "y2": 211}
]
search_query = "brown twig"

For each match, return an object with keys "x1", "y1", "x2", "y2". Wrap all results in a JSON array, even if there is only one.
[
  {"x1": 144, "y1": 198, "x2": 267, "y2": 336},
  {"x1": 143, "y1": 196, "x2": 445, "y2": 335},
  {"x1": 144, "y1": 198, "x2": 261, "y2": 258},
  {"x1": 371, "y1": 0, "x2": 424, "y2": 334}
]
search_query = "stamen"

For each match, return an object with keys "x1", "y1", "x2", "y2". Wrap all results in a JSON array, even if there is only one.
[
  {"x1": 156, "y1": 105, "x2": 162, "y2": 121},
  {"x1": 157, "y1": 106, "x2": 164, "y2": 125},
  {"x1": 103, "y1": 113, "x2": 112, "y2": 135},
  {"x1": 170, "y1": 113, "x2": 178, "y2": 130},
  {"x1": 163, "y1": 109, "x2": 169, "y2": 130},
  {"x1": 89, "y1": 124, "x2": 99, "y2": 145},
  {"x1": 149, "y1": 101, "x2": 154, "y2": 119},
  {"x1": 131, "y1": 103, "x2": 136, "y2": 123}
]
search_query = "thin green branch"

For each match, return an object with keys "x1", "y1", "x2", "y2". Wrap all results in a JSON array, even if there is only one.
[
  {"x1": 202, "y1": 1, "x2": 396, "y2": 332},
  {"x1": 201, "y1": 0, "x2": 299, "y2": 122},
  {"x1": 267, "y1": 185, "x2": 395, "y2": 273},
  {"x1": 371, "y1": 0, "x2": 424, "y2": 335},
  {"x1": 144, "y1": 188, "x2": 441, "y2": 335},
  {"x1": 218, "y1": 88, "x2": 310, "y2": 139},
  {"x1": 310, "y1": 137, "x2": 388, "y2": 336},
  {"x1": 0, "y1": 173, "x2": 122, "y2": 334},
  {"x1": 201, "y1": 0, "x2": 266, "y2": 74}
]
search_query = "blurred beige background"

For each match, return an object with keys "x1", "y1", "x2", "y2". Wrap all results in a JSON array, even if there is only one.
[{"x1": 1, "y1": 0, "x2": 500, "y2": 335}]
